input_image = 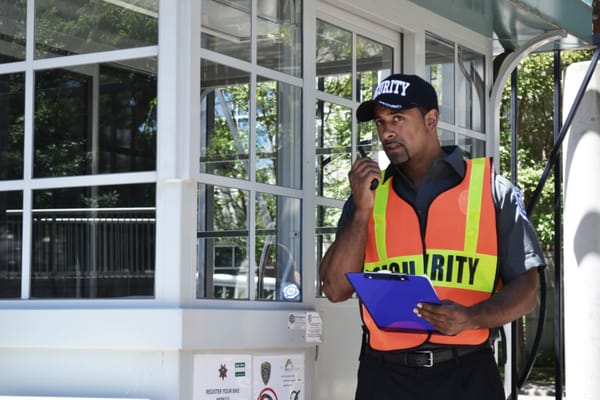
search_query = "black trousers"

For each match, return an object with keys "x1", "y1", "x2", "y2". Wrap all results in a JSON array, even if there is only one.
[{"x1": 355, "y1": 348, "x2": 505, "y2": 400}]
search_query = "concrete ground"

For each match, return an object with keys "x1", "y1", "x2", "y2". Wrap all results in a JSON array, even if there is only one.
[{"x1": 518, "y1": 381, "x2": 565, "y2": 399}]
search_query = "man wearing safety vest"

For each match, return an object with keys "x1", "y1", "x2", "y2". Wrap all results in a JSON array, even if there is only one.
[{"x1": 319, "y1": 73, "x2": 546, "y2": 400}]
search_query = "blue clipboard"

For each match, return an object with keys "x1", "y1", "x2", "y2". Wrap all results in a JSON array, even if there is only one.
[{"x1": 346, "y1": 272, "x2": 441, "y2": 332}]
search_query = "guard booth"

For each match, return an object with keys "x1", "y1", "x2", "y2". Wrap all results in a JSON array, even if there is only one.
[{"x1": 0, "y1": 1, "x2": 596, "y2": 399}]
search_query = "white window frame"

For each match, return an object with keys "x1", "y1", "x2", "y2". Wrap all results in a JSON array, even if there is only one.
[{"x1": 0, "y1": 0, "x2": 159, "y2": 303}]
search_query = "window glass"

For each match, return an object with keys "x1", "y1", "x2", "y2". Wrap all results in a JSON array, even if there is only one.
[
  {"x1": 201, "y1": 0, "x2": 251, "y2": 62},
  {"x1": 257, "y1": 0, "x2": 302, "y2": 77},
  {"x1": 356, "y1": 34, "x2": 393, "y2": 103},
  {"x1": 425, "y1": 33, "x2": 455, "y2": 124},
  {"x1": 315, "y1": 100, "x2": 352, "y2": 199},
  {"x1": 315, "y1": 205, "x2": 339, "y2": 296},
  {"x1": 438, "y1": 128, "x2": 485, "y2": 158},
  {"x1": 356, "y1": 34, "x2": 391, "y2": 171},
  {"x1": 314, "y1": 21, "x2": 394, "y2": 297},
  {"x1": 438, "y1": 128, "x2": 455, "y2": 147},
  {"x1": 457, "y1": 45, "x2": 485, "y2": 132},
  {"x1": 197, "y1": 185, "x2": 302, "y2": 301},
  {"x1": 197, "y1": 184, "x2": 250, "y2": 299},
  {"x1": 426, "y1": 32, "x2": 487, "y2": 158},
  {"x1": 457, "y1": 133, "x2": 485, "y2": 158},
  {"x1": 358, "y1": 122, "x2": 384, "y2": 168},
  {"x1": 0, "y1": 190, "x2": 23, "y2": 298},
  {"x1": 30, "y1": 183, "x2": 156, "y2": 298},
  {"x1": 35, "y1": 0, "x2": 158, "y2": 59},
  {"x1": 316, "y1": 21, "x2": 352, "y2": 99},
  {"x1": 315, "y1": 26, "x2": 392, "y2": 200},
  {"x1": 255, "y1": 192, "x2": 301, "y2": 301},
  {"x1": 200, "y1": 60, "x2": 250, "y2": 180},
  {"x1": 0, "y1": 0, "x2": 26, "y2": 63},
  {"x1": 256, "y1": 77, "x2": 302, "y2": 189},
  {"x1": 0, "y1": 72, "x2": 25, "y2": 179},
  {"x1": 316, "y1": 23, "x2": 393, "y2": 101},
  {"x1": 34, "y1": 58, "x2": 157, "y2": 177},
  {"x1": 198, "y1": 1, "x2": 304, "y2": 302}
]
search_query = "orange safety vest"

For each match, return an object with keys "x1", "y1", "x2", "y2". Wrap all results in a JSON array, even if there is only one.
[{"x1": 362, "y1": 157, "x2": 499, "y2": 351}]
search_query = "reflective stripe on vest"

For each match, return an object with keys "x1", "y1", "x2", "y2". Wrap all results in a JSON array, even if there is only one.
[{"x1": 362, "y1": 157, "x2": 499, "y2": 350}]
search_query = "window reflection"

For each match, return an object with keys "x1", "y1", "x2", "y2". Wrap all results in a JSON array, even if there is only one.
[
  {"x1": 35, "y1": 0, "x2": 158, "y2": 59},
  {"x1": 457, "y1": 133, "x2": 485, "y2": 158},
  {"x1": 30, "y1": 183, "x2": 156, "y2": 298},
  {"x1": 357, "y1": 34, "x2": 393, "y2": 103},
  {"x1": 255, "y1": 192, "x2": 301, "y2": 301},
  {"x1": 0, "y1": 72, "x2": 25, "y2": 179},
  {"x1": 0, "y1": 0, "x2": 26, "y2": 63},
  {"x1": 315, "y1": 205, "x2": 339, "y2": 296},
  {"x1": 257, "y1": 0, "x2": 302, "y2": 77},
  {"x1": 315, "y1": 25, "x2": 392, "y2": 200},
  {"x1": 316, "y1": 20, "x2": 352, "y2": 99},
  {"x1": 0, "y1": 191, "x2": 23, "y2": 298},
  {"x1": 34, "y1": 58, "x2": 157, "y2": 177},
  {"x1": 201, "y1": 0, "x2": 251, "y2": 61},
  {"x1": 316, "y1": 23, "x2": 393, "y2": 101},
  {"x1": 438, "y1": 128, "x2": 456, "y2": 148},
  {"x1": 256, "y1": 77, "x2": 302, "y2": 189},
  {"x1": 201, "y1": 0, "x2": 302, "y2": 77},
  {"x1": 438, "y1": 128, "x2": 485, "y2": 158},
  {"x1": 197, "y1": 185, "x2": 302, "y2": 301},
  {"x1": 315, "y1": 100, "x2": 352, "y2": 199},
  {"x1": 198, "y1": 1, "x2": 304, "y2": 302},
  {"x1": 425, "y1": 33, "x2": 455, "y2": 124},
  {"x1": 457, "y1": 46, "x2": 485, "y2": 132},
  {"x1": 200, "y1": 60, "x2": 250, "y2": 180},
  {"x1": 197, "y1": 184, "x2": 250, "y2": 299},
  {"x1": 314, "y1": 21, "x2": 393, "y2": 297},
  {"x1": 426, "y1": 32, "x2": 486, "y2": 156}
]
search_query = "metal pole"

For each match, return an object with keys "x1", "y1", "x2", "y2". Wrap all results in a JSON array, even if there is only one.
[
  {"x1": 552, "y1": 48, "x2": 563, "y2": 400},
  {"x1": 510, "y1": 68, "x2": 519, "y2": 400}
]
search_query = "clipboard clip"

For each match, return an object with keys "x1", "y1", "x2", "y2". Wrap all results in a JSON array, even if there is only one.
[{"x1": 365, "y1": 272, "x2": 408, "y2": 281}]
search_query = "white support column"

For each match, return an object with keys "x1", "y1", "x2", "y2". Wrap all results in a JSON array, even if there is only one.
[
  {"x1": 563, "y1": 60, "x2": 600, "y2": 399},
  {"x1": 155, "y1": 0, "x2": 201, "y2": 305}
]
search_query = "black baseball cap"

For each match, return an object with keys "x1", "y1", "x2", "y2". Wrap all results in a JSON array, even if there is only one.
[{"x1": 356, "y1": 74, "x2": 439, "y2": 122}]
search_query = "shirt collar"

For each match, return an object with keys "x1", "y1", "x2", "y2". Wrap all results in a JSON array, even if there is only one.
[{"x1": 382, "y1": 145, "x2": 466, "y2": 183}]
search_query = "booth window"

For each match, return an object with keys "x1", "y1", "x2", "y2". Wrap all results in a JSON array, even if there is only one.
[
  {"x1": 425, "y1": 32, "x2": 486, "y2": 158},
  {"x1": 198, "y1": 0, "x2": 303, "y2": 301},
  {"x1": 314, "y1": 19, "x2": 394, "y2": 296},
  {"x1": 0, "y1": 0, "x2": 158, "y2": 299}
]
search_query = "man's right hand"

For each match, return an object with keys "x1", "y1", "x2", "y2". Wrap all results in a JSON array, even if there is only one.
[{"x1": 349, "y1": 157, "x2": 380, "y2": 208}]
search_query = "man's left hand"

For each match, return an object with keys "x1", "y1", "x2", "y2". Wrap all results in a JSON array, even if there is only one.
[{"x1": 413, "y1": 300, "x2": 474, "y2": 336}]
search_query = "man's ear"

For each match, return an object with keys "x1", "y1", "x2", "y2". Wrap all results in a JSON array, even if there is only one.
[{"x1": 425, "y1": 109, "x2": 439, "y2": 128}]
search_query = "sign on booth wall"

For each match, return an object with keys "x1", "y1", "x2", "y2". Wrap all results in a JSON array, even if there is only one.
[
  {"x1": 194, "y1": 354, "x2": 252, "y2": 400},
  {"x1": 193, "y1": 353, "x2": 304, "y2": 400},
  {"x1": 253, "y1": 354, "x2": 304, "y2": 400}
]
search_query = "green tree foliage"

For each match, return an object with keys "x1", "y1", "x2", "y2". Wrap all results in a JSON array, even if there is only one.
[
  {"x1": 1, "y1": 0, "x2": 158, "y2": 207},
  {"x1": 498, "y1": 50, "x2": 594, "y2": 376},
  {"x1": 35, "y1": 0, "x2": 157, "y2": 57},
  {"x1": 499, "y1": 49, "x2": 593, "y2": 249}
]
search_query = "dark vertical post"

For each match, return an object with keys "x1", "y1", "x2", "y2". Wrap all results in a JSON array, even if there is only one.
[
  {"x1": 552, "y1": 48, "x2": 563, "y2": 400},
  {"x1": 510, "y1": 70, "x2": 518, "y2": 183},
  {"x1": 510, "y1": 68, "x2": 519, "y2": 400},
  {"x1": 593, "y1": 0, "x2": 600, "y2": 38}
]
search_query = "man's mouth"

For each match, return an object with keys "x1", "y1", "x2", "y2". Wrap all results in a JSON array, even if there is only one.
[{"x1": 384, "y1": 142, "x2": 405, "y2": 152}]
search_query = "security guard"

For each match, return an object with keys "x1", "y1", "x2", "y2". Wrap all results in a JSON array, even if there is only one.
[{"x1": 319, "y1": 74, "x2": 546, "y2": 400}]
